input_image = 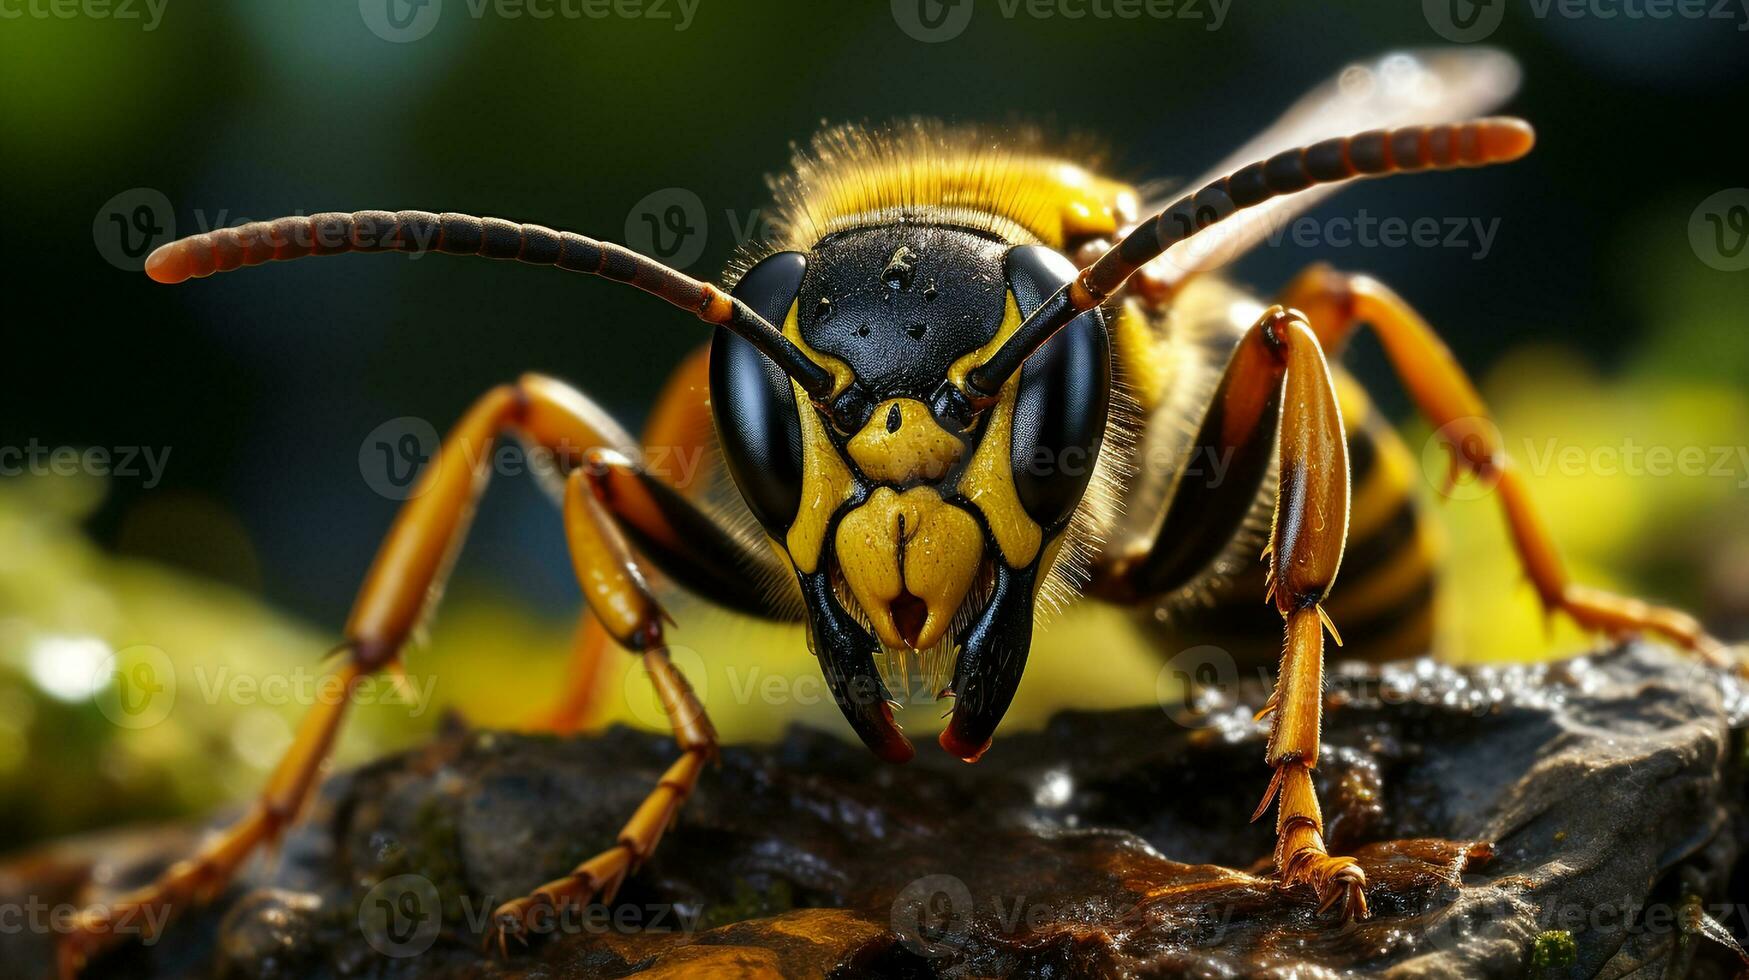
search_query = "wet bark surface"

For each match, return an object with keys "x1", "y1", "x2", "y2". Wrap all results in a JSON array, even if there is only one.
[{"x1": 5, "y1": 643, "x2": 1747, "y2": 978}]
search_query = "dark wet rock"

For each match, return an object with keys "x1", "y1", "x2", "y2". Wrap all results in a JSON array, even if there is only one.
[{"x1": 4, "y1": 642, "x2": 1748, "y2": 978}]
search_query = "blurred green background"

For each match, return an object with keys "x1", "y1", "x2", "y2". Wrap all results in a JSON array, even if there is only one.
[{"x1": 2, "y1": 1, "x2": 1748, "y2": 849}]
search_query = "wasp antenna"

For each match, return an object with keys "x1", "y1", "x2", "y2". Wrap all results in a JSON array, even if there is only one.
[
  {"x1": 966, "y1": 117, "x2": 1534, "y2": 397},
  {"x1": 144, "y1": 210, "x2": 836, "y2": 398}
]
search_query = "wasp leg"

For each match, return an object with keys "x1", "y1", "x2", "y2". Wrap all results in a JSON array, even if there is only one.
[
  {"x1": 1245, "y1": 307, "x2": 1370, "y2": 919},
  {"x1": 533, "y1": 346, "x2": 722, "y2": 734},
  {"x1": 490, "y1": 461, "x2": 716, "y2": 952},
  {"x1": 1117, "y1": 306, "x2": 1367, "y2": 917},
  {"x1": 1280, "y1": 264, "x2": 1731, "y2": 667},
  {"x1": 536, "y1": 616, "x2": 617, "y2": 734},
  {"x1": 59, "y1": 374, "x2": 781, "y2": 977}
]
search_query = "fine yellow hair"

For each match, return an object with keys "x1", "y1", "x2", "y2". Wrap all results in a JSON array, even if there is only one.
[{"x1": 746, "y1": 120, "x2": 1137, "y2": 262}]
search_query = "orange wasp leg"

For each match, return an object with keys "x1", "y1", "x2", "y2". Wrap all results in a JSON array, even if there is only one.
[
  {"x1": 1205, "y1": 306, "x2": 1368, "y2": 918},
  {"x1": 1254, "y1": 307, "x2": 1368, "y2": 918},
  {"x1": 489, "y1": 461, "x2": 716, "y2": 952},
  {"x1": 59, "y1": 372, "x2": 748, "y2": 976},
  {"x1": 536, "y1": 345, "x2": 719, "y2": 735},
  {"x1": 1280, "y1": 264, "x2": 1732, "y2": 668},
  {"x1": 537, "y1": 617, "x2": 617, "y2": 735}
]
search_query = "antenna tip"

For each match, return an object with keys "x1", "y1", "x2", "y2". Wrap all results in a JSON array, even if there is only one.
[
  {"x1": 143, "y1": 240, "x2": 190, "y2": 284},
  {"x1": 1479, "y1": 117, "x2": 1536, "y2": 163}
]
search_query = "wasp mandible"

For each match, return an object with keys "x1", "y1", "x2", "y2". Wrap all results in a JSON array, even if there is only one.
[{"x1": 61, "y1": 47, "x2": 1731, "y2": 973}]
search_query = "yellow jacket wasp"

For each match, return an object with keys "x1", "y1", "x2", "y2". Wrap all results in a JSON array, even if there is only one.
[{"x1": 61, "y1": 47, "x2": 1730, "y2": 973}]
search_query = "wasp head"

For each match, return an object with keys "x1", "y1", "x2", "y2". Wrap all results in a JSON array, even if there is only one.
[{"x1": 711, "y1": 224, "x2": 1109, "y2": 763}]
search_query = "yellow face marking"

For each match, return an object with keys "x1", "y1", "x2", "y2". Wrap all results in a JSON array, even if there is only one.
[
  {"x1": 782, "y1": 299, "x2": 856, "y2": 399},
  {"x1": 782, "y1": 302, "x2": 859, "y2": 574},
  {"x1": 846, "y1": 399, "x2": 964, "y2": 484},
  {"x1": 1037, "y1": 531, "x2": 1067, "y2": 590},
  {"x1": 947, "y1": 290, "x2": 1022, "y2": 392},
  {"x1": 834, "y1": 486, "x2": 984, "y2": 651},
  {"x1": 785, "y1": 291, "x2": 1043, "y2": 580},
  {"x1": 951, "y1": 293, "x2": 1043, "y2": 569}
]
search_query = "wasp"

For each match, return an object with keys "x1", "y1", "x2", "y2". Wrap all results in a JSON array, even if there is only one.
[{"x1": 61, "y1": 47, "x2": 1731, "y2": 974}]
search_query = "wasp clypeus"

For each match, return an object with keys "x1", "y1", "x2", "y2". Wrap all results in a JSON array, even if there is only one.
[{"x1": 62, "y1": 47, "x2": 1734, "y2": 974}]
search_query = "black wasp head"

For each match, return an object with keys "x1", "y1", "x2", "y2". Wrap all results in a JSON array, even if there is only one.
[{"x1": 707, "y1": 223, "x2": 1110, "y2": 764}]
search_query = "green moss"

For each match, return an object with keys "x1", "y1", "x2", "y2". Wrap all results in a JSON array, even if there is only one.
[
  {"x1": 411, "y1": 798, "x2": 469, "y2": 922},
  {"x1": 355, "y1": 797, "x2": 470, "y2": 925},
  {"x1": 1529, "y1": 929, "x2": 1577, "y2": 971},
  {"x1": 697, "y1": 877, "x2": 797, "y2": 930}
]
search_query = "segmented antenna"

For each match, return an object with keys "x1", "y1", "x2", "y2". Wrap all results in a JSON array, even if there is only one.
[
  {"x1": 966, "y1": 117, "x2": 1535, "y2": 398},
  {"x1": 144, "y1": 210, "x2": 836, "y2": 398}
]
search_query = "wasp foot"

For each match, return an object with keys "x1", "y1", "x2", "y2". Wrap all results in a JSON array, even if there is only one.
[
  {"x1": 1547, "y1": 583, "x2": 1741, "y2": 676},
  {"x1": 1256, "y1": 759, "x2": 1370, "y2": 921},
  {"x1": 487, "y1": 846, "x2": 636, "y2": 956},
  {"x1": 1277, "y1": 820, "x2": 1370, "y2": 920},
  {"x1": 487, "y1": 748, "x2": 705, "y2": 956}
]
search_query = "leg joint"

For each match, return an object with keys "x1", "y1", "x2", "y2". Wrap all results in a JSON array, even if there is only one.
[{"x1": 1258, "y1": 305, "x2": 1302, "y2": 355}]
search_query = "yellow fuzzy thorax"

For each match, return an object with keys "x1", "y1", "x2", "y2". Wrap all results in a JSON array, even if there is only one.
[{"x1": 763, "y1": 121, "x2": 1140, "y2": 252}]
